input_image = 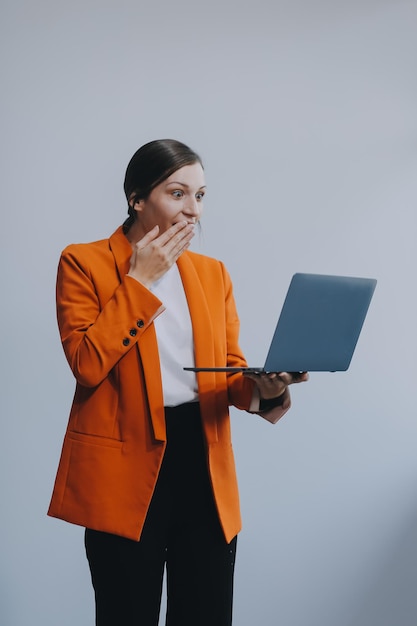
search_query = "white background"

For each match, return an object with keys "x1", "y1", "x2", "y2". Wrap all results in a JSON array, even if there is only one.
[{"x1": 1, "y1": 0, "x2": 417, "y2": 624}]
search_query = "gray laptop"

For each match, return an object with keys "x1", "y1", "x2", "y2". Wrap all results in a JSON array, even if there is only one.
[{"x1": 184, "y1": 273, "x2": 377, "y2": 373}]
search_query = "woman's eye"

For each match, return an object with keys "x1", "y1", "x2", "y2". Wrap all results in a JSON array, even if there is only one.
[
  {"x1": 172, "y1": 190, "x2": 184, "y2": 198},
  {"x1": 196, "y1": 192, "x2": 205, "y2": 201}
]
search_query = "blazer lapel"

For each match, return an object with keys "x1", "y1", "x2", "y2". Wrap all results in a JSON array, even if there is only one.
[
  {"x1": 109, "y1": 226, "x2": 166, "y2": 442},
  {"x1": 109, "y1": 226, "x2": 132, "y2": 281}
]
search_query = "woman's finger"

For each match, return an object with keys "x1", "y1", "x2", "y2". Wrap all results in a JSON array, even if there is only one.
[{"x1": 134, "y1": 225, "x2": 160, "y2": 249}]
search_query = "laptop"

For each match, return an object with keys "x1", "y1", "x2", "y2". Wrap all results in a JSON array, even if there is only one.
[{"x1": 184, "y1": 273, "x2": 377, "y2": 374}]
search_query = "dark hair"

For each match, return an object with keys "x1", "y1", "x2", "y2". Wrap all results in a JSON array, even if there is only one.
[{"x1": 122, "y1": 139, "x2": 203, "y2": 233}]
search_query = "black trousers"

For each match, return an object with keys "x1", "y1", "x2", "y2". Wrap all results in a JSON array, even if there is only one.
[{"x1": 85, "y1": 402, "x2": 237, "y2": 626}]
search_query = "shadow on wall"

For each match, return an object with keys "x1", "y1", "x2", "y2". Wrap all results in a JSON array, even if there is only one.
[{"x1": 344, "y1": 503, "x2": 417, "y2": 626}]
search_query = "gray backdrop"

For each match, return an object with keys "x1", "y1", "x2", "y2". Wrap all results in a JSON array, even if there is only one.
[{"x1": 1, "y1": 0, "x2": 417, "y2": 624}]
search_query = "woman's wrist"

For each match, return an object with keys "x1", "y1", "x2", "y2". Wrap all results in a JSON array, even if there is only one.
[{"x1": 259, "y1": 392, "x2": 285, "y2": 412}]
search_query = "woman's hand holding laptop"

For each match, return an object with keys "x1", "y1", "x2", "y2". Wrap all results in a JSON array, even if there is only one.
[{"x1": 243, "y1": 370, "x2": 309, "y2": 404}]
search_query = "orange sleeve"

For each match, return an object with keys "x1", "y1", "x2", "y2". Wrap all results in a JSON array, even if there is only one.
[{"x1": 56, "y1": 245, "x2": 164, "y2": 387}]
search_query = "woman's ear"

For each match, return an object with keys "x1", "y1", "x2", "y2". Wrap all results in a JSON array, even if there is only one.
[
  {"x1": 129, "y1": 194, "x2": 144, "y2": 212},
  {"x1": 128, "y1": 193, "x2": 136, "y2": 209}
]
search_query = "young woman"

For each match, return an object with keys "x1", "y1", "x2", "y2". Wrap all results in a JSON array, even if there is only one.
[{"x1": 48, "y1": 139, "x2": 308, "y2": 626}]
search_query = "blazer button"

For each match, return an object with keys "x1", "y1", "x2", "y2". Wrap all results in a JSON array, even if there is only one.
[
  {"x1": 129, "y1": 328, "x2": 137, "y2": 337},
  {"x1": 122, "y1": 337, "x2": 130, "y2": 346},
  {"x1": 136, "y1": 319, "x2": 144, "y2": 328}
]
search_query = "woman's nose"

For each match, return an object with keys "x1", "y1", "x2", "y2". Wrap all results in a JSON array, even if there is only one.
[{"x1": 184, "y1": 198, "x2": 200, "y2": 218}]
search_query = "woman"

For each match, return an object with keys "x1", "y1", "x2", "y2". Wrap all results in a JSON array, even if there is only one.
[{"x1": 48, "y1": 139, "x2": 308, "y2": 626}]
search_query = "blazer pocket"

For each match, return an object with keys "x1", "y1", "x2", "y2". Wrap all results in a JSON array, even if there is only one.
[{"x1": 67, "y1": 431, "x2": 123, "y2": 449}]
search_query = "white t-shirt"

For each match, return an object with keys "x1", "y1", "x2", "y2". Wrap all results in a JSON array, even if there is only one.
[{"x1": 150, "y1": 264, "x2": 199, "y2": 407}]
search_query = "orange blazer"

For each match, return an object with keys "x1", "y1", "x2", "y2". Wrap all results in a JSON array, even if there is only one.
[{"x1": 48, "y1": 226, "x2": 290, "y2": 543}]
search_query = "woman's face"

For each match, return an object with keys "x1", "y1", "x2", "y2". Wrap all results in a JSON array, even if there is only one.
[{"x1": 134, "y1": 162, "x2": 206, "y2": 236}]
